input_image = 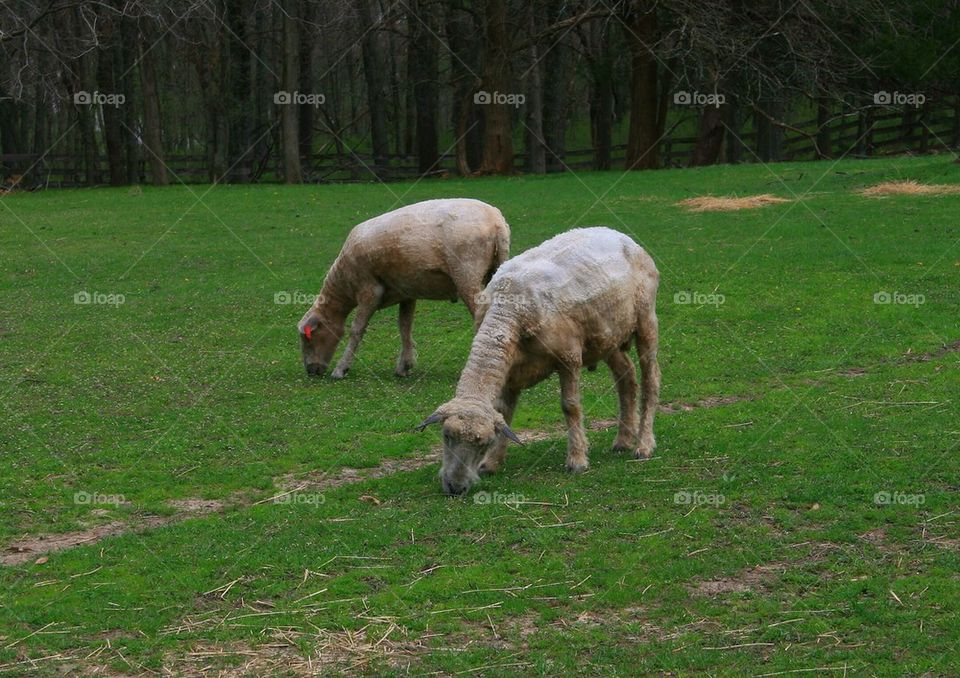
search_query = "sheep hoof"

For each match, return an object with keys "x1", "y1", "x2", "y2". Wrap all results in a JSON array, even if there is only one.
[
  {"x1": 566, "y1": 458, "x2": 589, "y2": 474},
  {"x1": 395, "y1": 361, "x2": 415, "y2": 378},
  {"x1": 330, "y1": 366, "x2": 349, "y2": 380},
  {"x1": 612, "y1": 435, "x2": 637, "y2": 452},
  {"x1": 634, "y1": 437, "x2": 656, "y2": 459}
]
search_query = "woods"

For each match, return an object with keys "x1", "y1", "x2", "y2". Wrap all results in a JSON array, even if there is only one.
[{"x1": 1, "y1": 0, "x2": 958, "y2": 188}]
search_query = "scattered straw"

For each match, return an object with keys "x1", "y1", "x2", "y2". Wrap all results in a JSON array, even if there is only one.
[
  {"x1": 860, "y1": 180, "x2": 960, "y2": 197},
  {"x1": 676, "y1": 194, "x2": 790, "y2": 212}
]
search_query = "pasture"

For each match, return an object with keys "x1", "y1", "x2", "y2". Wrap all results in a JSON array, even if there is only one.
[{"x1": 1, "y1": 156, "x2": 959, "y2": 675}]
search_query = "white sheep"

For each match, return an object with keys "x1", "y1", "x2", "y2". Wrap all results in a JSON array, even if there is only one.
[
  {"x1": 417, "y1": 227, "x2": 661, "y2": 495},
  {"x1": 298, "y1": 199, "x2": 510, "y2": 379}
]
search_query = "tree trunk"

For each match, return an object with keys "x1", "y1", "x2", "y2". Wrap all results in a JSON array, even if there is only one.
[
  {"x1": 229, "y1": 0, "x2": 253, "y2": 182},
  {"x1": 478, "y1": 0, "x2": 514, "y2": 174},
  {"x1": 689, "y1": 104, "x2": 726, "y2": 167},
  {"x1": 298, "y1": 1, "x2": 317, "y2": 174},
  {"x1": 139, "y1": 20, "x2": 168, "y2": 186},
  {"x1": 97, "y1": 12, "x2": 125, "y2": 186},
  {"x1": 32, "y1": 83, "x2": 49, "y2": 161},
  {"x1": 624, "y1": 3, "x2": 661, "y2": 170},
  {"x1": 281, "y1": 0, "x2": 302, "y2": 183},
  {"x1": 357, "y1": 0, "x2": 389, "y2": 172},
  {"x1": 446, "y1": 5, "x2": 481, "y2": 174},
  {"x1": 524, "y1": 5, "x2": 545, "y2": 174},
  {"x1": 119, "y1": 14, "x2": 138, "y2": 183},
  {"x1": 75, "y1": 21, "x2": 100, "y2": 186},
  {"x1": 725, "y1": 100, "x2": 742, "y2": 164},
  {"x1": 953, "y1": 97, "x2": 960, "y2": 148},
  {"x1": 588, "y1": 19, "x2": 614, "y2": 171},
  {"x1": 542, "y1": 0, "x2": 570, "y2": 172},
  {"x1": 816, "y1": 96, "x2": 831, "y2": 158},
  {"x1": 409, "y1": 0, "x2": 440, "y2": 175}
]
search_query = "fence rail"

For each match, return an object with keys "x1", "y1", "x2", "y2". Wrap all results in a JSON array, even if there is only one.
[{"x1": 2, "y1": 103, "x2": 958, "y2": 189}]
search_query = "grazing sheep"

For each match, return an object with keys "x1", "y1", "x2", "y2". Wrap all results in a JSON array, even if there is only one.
[
  {"x1": 298, "y1": 199, "x2": 510, "y2": 379},
  {"x1": 417, "y1": 227, "x2": 660, "y2": 495}
]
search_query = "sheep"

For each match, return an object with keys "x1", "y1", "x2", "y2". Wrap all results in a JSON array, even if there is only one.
[
  {"x1": 417, "y1": 227, "x2": 660, "y2": 495},
  {"x1": 298, "y1": 199, "x2": 510, "y2": 379}
]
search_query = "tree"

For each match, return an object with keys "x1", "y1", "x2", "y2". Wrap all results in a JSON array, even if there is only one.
[
  {"x1": 138, "y1": 17, "x2": 168, "y2": 186},
  {"x1": 478, "y1": 0, "x2": 514, "y2": 174},
  {"x1": 623, "y1": 1, "x2": 666, "y2": 170},
  {"x1": 281, "y1": 0, "x2": 303, "y2": 183},
  {"x1": 409, "y1": 0, "x2": 440, "y2": 175}
]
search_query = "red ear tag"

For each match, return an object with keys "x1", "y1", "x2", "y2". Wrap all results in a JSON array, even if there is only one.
[{"x1": 304, "y1": 325, "x2": 313, "y2": 341}]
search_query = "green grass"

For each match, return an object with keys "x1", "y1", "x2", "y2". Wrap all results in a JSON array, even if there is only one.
[{"x1": 1, "y1": 155, "x2": 959, "y2": 674}]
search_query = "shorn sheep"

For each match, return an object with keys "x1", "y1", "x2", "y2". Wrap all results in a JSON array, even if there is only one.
[
  {"x1": 417, "y1": 227, "x2": 660, "y2": 495},
  {"x1": 298, "y1": 199, "x2": 510, "y2": 378}
]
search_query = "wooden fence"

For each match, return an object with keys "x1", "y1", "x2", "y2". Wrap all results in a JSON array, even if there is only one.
[{"x1": 2, "y1": 102, "x2": 958, "y2": 189}]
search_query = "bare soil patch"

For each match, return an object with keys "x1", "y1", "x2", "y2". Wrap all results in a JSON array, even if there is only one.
[
  {"x1": 676, "y1": 194, "x2": 790, "y2": 212},
  {"x1": 276, "y1": 451, "x2": 441, "y2": 492},
  {"x1": 3, "y1": 450, "x2": 448, "y2": 566},
  {"x1": 1, "y1": 517, "x2": 170, "y2": 566},
  {"x1": 691, "y1": 562, "x2": 791, "y2": 596},
  {"x1": 908, "y1": 339, "x2": 960, "y2": 362},
  {"x1": 167, "y1": 499, "x2": 225, "y2": 513},
  {"x1": 859, "y1": 180, "x2": 960, "y2": 197}
]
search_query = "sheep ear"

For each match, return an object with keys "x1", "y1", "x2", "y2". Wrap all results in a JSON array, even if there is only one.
[
  {"x1": 415, "y1": 412, "x2": 443, "y2": 432},
  {"x1": 497, "y1": 422, "x2": 522, "y2": 445}
]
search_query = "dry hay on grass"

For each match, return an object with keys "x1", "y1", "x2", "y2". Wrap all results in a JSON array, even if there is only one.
[
  {"x1": 859, "y1": 180, "x2": 960, "y2": 197},
  {"x1": 162, "y1": 626, "x2": 429, "y2": 676},
  {"x1": 676, "y1": 194, "x2": 790, "y2": 212}
]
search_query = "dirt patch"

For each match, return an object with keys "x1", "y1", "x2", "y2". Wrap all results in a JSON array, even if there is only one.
[
  {"x1": 1, "y1": 517, "x2": 170, "y2": 567},
  {"x1": 908, "y1": 339, "x2": 960, "y2": 362},
  {"x1": 167, "y1": 499, "x2": 225, "y2": 513},
  {"x1": 676, "y1": 194, "x2": 790, "y2": 212},
  {"x1": 859, "y1": 527, "x2": 887, "y2": 546},
  {"x1": 585, "y1": 396, "x2": 751, "y2": 429},
  {"x1": 859, "y1": 180, "x2": 960, "y2": 197},
  {"x1": 839, "y1": 367, "x2": 868, "y2": 377},
  {"x1": 691, "y1": 562, "x2": 789, "y2": 596},
  {"x1": 276, "y1": 452, "x2": 441, "y2": 493},
  {"x1": 3, "y1": 452, "x2": 446, "y2": 566},
  {"x1": 660, "y1": 394, "x2": 752, "y2": 414}
]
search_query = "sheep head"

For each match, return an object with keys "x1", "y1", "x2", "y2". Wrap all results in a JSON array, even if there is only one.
[
  {"x1": 418, "y1": 399, "x2": 521, "y2": 496},
  {"x1": 298, "y1": 308, "x2": 344, "y2": 377}
]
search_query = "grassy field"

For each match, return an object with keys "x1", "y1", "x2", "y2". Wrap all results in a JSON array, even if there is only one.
[{"x1": 1, "y1": 155, "x2": 959, "y2": 675}]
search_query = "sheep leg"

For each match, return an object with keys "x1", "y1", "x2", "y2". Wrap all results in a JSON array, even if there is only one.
[
  {"x1": 395, "y1": 300, "x2": 417, "y2": 377},
  {"x1": 606, "y1": 350, "x2": 639, "y2": 451},
  {"x1": 635, "y1": 312, "x2": 661, "y2": 459},
  {"x1": 480, "y1": 387, "x2": 519, "y2": 475},
  {"x1": 459, "y1": 285, "x2": 481, "y2": 320},
  {"x1": 330, "y1": 287, "x2": 382, "y2": 379},
  {"x1": 559, "y1": 366, "x2": 589, "y2": 473}
]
